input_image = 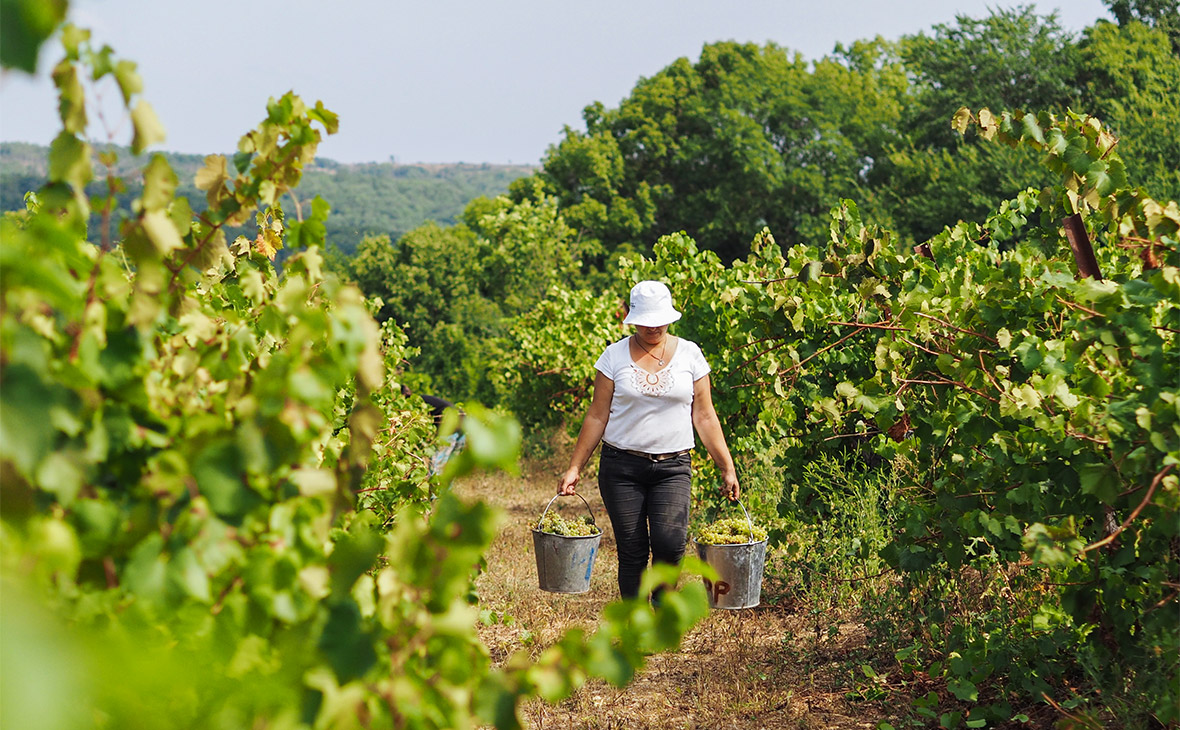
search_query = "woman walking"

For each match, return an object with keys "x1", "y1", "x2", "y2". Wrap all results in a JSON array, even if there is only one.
[{"x1": 557, "y1": 280, "x2": 740, "y2": 599}]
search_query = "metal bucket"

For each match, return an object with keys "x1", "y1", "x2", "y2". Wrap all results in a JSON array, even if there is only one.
[
  {"x1": 532, "y1": 493, "x2": 602, "y2": 594},
  {"x1": 693, "y1": 500, "x2": 766, "y2": 609}
]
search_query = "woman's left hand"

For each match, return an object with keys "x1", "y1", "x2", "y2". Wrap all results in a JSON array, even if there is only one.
[{"x1": 720, "y1": 470, "x2": 740, "y2": 501}]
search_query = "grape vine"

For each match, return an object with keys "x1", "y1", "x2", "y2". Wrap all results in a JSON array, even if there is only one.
[
  {"x1": 0, "y1": 26, "x2": 711, "y2": 730},
  {"x1": 511, "y1": 106, "x2": 1178, "y2": 724}
]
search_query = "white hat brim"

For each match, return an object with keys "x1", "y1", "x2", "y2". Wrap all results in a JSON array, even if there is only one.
[{"x1": 623, "y1": 310, "x2": 682, "y2": 327}]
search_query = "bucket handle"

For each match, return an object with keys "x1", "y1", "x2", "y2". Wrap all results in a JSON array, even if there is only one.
[
  {"x1": 721, "y1": 497, "x2": 756, "y2": 544},
  {"x1": 538, "y1": 492, "x2": 597, "y2": 527}
]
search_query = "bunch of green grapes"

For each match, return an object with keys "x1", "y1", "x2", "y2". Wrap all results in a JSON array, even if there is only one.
[
  {"x1": 536, "y1": 511, "x2": 601, "y2": 537},
  {"x1": 696, "y1": 517, "x2": 767, "y2": 545}
]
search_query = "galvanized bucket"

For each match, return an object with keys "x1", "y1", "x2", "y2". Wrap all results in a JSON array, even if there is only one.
[
  {"x1": 693, "y1": 500, "x2": 766, "y2": 610},
  {"x1": 532, "y1": 493, "x2": 602, "y2": 594}
]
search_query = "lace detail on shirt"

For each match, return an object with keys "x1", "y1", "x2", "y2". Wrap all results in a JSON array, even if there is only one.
[{"x1": 631, "y1": 364, "x2": 674, "y2": 396}]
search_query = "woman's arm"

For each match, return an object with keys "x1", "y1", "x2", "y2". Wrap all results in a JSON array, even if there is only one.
[
  {"x1": 557, "y1": 371, "x2": 615, "y2": 495},
  {"x1": 692, "y1": 374, "x2": 740, "y2": 501}
]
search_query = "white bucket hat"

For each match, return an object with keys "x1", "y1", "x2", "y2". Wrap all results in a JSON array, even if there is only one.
[{"x1": 622, "y1": 280, "x2": 682, "y2": 327}]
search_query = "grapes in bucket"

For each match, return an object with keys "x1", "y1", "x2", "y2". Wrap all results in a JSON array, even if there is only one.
[
  {"x1": 532, "y1": 493, "x2": 602, "y2": 594},
  {"x1": 693, "y1": 500, "x2": 767, "y2": 609}
]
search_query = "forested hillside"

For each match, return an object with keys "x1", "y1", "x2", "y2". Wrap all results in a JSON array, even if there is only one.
[{"x1": 0, "y1": 141, "x2": 533, "y2": 255}]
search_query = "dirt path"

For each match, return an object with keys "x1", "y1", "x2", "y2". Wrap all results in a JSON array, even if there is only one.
[{"x1": 456, "y1": 460, "x2": 885, "y2": 730}]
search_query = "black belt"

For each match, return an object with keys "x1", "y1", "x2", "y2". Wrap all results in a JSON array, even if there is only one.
[{"x1": 602, "y1": 442, "x2": 690, "y2": 462}]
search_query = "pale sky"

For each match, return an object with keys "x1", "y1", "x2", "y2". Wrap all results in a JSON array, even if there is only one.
[{"x1": 0, "y1": 0, "x2": 1113, "y2": 165}]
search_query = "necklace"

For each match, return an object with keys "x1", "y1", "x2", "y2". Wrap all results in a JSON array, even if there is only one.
[{"x1": 634, "y1": 335, "x2": 668, "y2": 366}]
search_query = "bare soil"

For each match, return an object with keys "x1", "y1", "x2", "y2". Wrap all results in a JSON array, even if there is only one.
[{"x1": 455, "y1": 456, "x2": 889, "y2": 730}]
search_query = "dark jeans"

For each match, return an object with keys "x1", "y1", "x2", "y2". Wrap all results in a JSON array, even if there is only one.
[{"x1": 597, "y1": 444, "x2": 692, "y2": 599}]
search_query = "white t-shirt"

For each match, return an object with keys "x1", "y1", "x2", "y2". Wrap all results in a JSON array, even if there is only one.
[{"x1": 594, "y1": 336, "x2": 712, "y2": 454}]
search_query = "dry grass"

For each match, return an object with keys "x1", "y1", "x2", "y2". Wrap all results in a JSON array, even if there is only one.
[{"x1": 453, "y1": 451, "x2": 887, "y2": 730}]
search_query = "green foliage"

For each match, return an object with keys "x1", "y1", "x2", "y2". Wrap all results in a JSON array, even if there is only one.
[
  {"x1": 779, "y1": 452, "x2": 903, "y2": 586},
  {"x1": 0, "y1": 0, "x2": 67, "y2": 72},
  {"x1": 899, "y1": 7, "x2": 1082, "y2": 145},
  {"x1": 512, "y1": 106, "x2": 1178, "y2": 724},
  {"x1": 501, "y1": 284, "x2": 623, "y2": 432},
  {"x1": 342, "y1": 194, "x2": 598, "y2": 404},
  {"x1": 0, "y1": 26, "x2": 709, "y2": 730},
  {"x1": 1079, "y1": 19, "x2": 1180, "y2": 202},
  {"x1": 517, "y1": 39, "x2": 908, "y2": 261},
  {"x1": 515, "y1": 7, "x2": 1179, "y2": 262},
  {"x1": 1102, "y1": 0, "x2": 1180, "y2": 53}
]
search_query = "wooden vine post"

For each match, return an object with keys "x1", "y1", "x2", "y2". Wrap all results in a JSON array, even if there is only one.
[
  {"x1": 1063, "y1": 213, "x2": 1102, "y2": 281},
  {"x1": 1061, "y1": 212, "x2": 1121, "y2": 536}
]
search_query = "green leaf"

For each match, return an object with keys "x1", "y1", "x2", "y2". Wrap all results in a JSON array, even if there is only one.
[
  {"x1": 1019, "y1": 112, "x2": 1045, "y2": 145},
  {"x1": 168, "y1": 548, "x2": 212, "y2": 602},
  {"x1": 474, "y1": 679, "x2": 520, "y2": 730},
  {"x1": 73, "y1": 499, "x2": 122, "y2": 558},
  {"x1": 123, "y1": 533, "x2": 167, "y2": 601},
  {"x1": 585, "y1": 633, "x2": 634, "y2": 687},
  {"x1": 441, "y1": 404, "x2": 521, "y2": 482},
  {"x1": 1064, "y1": 137, "x2": 1093, "y2": 176},
  {"x1": 194, "y1": 154, "x2": 231, "y2": 204},
  {"x1": 130, "y1": 99, "x2": 166, "y2": 154},
  {"x1": 0, "y1": 0, "x2": 68, "y2": 73},
  {"x1": 977, "y1": 108, "x2": 996, "y2": 140},
  {"x1": 286, "y1": 195, "x2": 330, "y2": 250},
  {"x1": 327, "y1": 519, "x2": 384, "y2": 597},
  {"x1": 48, "y1": 131, "x2": 93, "y2": 190},
  {"x1": 1045, "y1": 128, "x2": 1067, "y2": 156},
  {"x1": 28, "y1": 516, "x2": 81, "y2": 579},
  {"x1": 141, "y1": 154, "x2": 177, "y2": 212},
  {"x1": 35, "y1": 451, "x2": 83, "y2": 505},
  {"x1": 318, "y1": 601, "x2": 377, "y2": 683},
  {"x1": 0, "y1": 363, "x2": 59, "y2": 478},
  {"x1": 947, "y1": 677, "x2": 978, "y2": 701},
  {"x1": 1079, "y1": 463, "x2": 1119, "y2": 503},
  {"x1": 112, "y1": 59, "x2": 142, "y2": 105},
  {"x1": 58, "y1": 23, "x2": 88, "y2": 59},
  {"x1": 192, "y1": 440, "x2": 258, "y2": 518},
  {"x1": 951, "y1": 107, "x2": 971, "y2": 135},
  {"x1": 51, "y1": 59, "x2": 87, "y2": 134},
  {"x1": 309, "y1": 100, "x2": 339, "y2": 135},
  {"x1": 997, "y1": 327, "x2": 1012, "y2": 349},
  {"x1": 141, "y1": 209, "x2": 184, "y2": 254},
  {"x1": 1085, "y1": 160, "x2": 1114, "y2": 197},
  {"x1": 232, "y1": 149, "x2": 253, "y2": 174}
]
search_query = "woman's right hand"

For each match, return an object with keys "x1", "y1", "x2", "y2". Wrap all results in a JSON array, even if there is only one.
[{"x1": 557, "y1": 467, "x2": 580, "y2": 495}]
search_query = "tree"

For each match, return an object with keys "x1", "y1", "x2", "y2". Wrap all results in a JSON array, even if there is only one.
[
  {"x1": 514, "y1": 40, "x2": 909, "y2": 261},
  {"x1": 1079, "y1": 19, "x2": 1180, "y2": 202},
  {"x1": 345, "y1": 195, "x2": 592, "y2": 402},
  {"x1": 866, "y1": 6, "x2": 1087, "y2": 243},
  {"x1": 898, "y1": 6, "x2": 1082, "y2": 146},
  {"x1": 1102, "y1": 0, "x2": 1180, "y2": 52}
]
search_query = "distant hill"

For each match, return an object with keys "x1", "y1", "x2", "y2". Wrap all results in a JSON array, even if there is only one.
[{"x1": 1, "y1": 142, "x2": 535, "y2": 255}]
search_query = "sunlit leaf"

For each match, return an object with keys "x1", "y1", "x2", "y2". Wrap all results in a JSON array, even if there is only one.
[{"x1": 130, "y1": 99, "x2": 166, "y2": 154}]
